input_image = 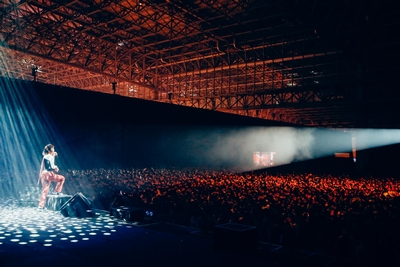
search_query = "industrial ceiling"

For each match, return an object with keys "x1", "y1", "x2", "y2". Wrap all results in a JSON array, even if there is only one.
[{"x1": 1, "y1": 0, "x2": 399, "y2": 128}]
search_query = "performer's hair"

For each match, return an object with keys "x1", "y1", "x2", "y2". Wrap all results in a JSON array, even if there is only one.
[{"x1": 43, "y1": 144, "x2": 54, "y2": 156}]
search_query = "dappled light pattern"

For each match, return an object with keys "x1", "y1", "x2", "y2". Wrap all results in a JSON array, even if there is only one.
[{"x1": 0, "y1": 198, "x2": 133, "y2": 248}]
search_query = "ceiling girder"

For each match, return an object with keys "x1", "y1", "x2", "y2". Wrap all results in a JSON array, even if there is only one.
[{"x1": 1, "y1": 0, "x2": 399, "y2": 128}]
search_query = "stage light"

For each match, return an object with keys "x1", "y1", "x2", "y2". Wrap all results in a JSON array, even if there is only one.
[
  {"x1": 144, "y1": 210, "x2": 154, "y2": 221},
  {"x1": 198, "y1": 126, "x2": 400, "y2": 172},
  {"x1": 1, "y1": 46, "x2": 92, "y2": 204}
]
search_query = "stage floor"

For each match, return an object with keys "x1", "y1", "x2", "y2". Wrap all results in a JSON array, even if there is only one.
[{"x1": 0, "y1": 198, "x2": 340, "y2": 267}]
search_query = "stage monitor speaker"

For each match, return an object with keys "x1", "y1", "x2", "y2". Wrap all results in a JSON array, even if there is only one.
[
  {"x1": 110, "y1": 206, "x2": 144, "y2": 222},
  {"x1": 60, "y1": 192, "x2": 92, "y2": 218}
]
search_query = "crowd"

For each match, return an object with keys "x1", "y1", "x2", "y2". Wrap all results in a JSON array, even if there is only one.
[{"x1": 62, "y1": 167, "x2": 400, "y2": 264}]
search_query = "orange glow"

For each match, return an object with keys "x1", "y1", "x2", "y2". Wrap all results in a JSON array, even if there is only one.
[{"x1": 334, "y1": 153, "x2": 350, "y2": 158}]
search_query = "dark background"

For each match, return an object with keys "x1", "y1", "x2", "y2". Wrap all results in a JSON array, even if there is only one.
[{"x1": 1, "y1": 77, "x2": 399, "y2": 177}]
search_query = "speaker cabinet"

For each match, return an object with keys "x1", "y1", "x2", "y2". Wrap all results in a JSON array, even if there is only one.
[
  {"x1": 110, "y1": 206, "x2": 144, "y2": 222},
  {"x1": 60, "y1": 192, "x2": 92, "y2": 218},
  {"x1": 213, "y1": 223, "x2": 258, "y2": 253}
]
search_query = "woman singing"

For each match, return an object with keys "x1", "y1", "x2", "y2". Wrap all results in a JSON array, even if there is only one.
[{"x1": 38, "y1": 144, "x2": 65, "y2": 209}]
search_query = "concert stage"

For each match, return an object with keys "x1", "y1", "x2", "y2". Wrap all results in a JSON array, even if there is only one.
[{"x1": 0, "y1": 198, "x2": 340, "y2": 267}]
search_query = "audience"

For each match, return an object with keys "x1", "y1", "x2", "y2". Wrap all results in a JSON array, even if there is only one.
[{"x1": 63, "y1": 167, "x2": 400, "y2": 264}]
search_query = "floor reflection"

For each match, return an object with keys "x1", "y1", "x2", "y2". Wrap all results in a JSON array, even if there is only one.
[{"x1": 0, "y1": 198, "x2": 135, "y2": 247}]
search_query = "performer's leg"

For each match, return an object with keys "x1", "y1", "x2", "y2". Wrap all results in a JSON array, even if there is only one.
[
  {"x1": 38, "y1": 174, "x2": 51, "y2": 208},
  {"x1": 53, "y1": 174, "x2": 65, "y2": 193}
]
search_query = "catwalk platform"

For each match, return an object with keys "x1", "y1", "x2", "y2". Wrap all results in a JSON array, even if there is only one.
[{"x1": 0, "y1": 198, "x2": 343, "y2": 267}]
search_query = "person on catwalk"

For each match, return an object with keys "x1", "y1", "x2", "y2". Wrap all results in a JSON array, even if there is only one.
[{"x1": 38, "y1": 144, "x2": 65, "y2": 209}]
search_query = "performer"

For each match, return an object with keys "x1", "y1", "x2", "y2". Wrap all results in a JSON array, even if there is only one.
[{"x1": 38, "y1": 144, "x2": 65, "y2": 209}]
